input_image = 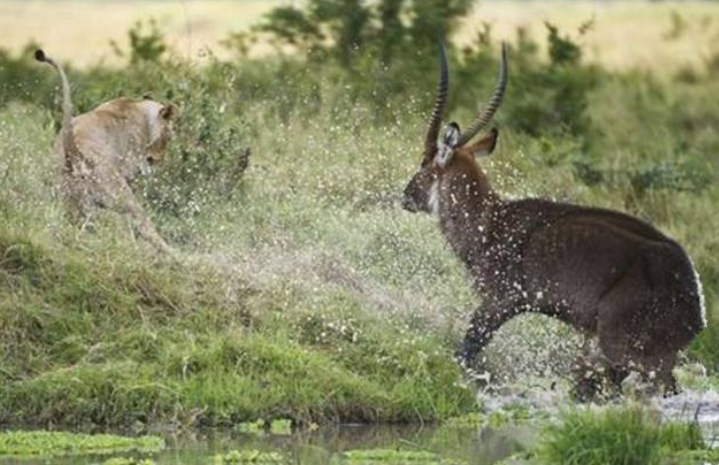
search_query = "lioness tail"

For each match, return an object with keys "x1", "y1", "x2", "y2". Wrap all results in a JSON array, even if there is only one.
[{"x1": 35, "y1": 49, "x2": 82, "y2": 169}]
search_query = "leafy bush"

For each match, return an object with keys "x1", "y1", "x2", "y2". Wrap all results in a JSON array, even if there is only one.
[
  {"x1": 0, "y1": 43, "x2": 54, "y2": 108},
  {"x1": 248, "y1": 0, "x2": 473, "y2": 66},
  {"x1": 111, "y1": 19, "x2": 168, "y2": 65}
]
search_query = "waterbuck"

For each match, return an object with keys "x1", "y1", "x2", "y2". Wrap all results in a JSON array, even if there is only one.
[{"x1": 401, "y1": 42, "x2": 706, "y2": 395}]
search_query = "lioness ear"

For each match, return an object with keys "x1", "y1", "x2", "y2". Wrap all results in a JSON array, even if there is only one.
[
  {"x1": 160, "y1": 104, "x2": 176, "y2": 121},
  {"x1": 467, "y1": 128, "x2": 499, "y2": 157}
]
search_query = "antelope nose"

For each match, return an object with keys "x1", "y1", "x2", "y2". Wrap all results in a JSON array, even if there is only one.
[{"x1": 401, "y1": 196, "x2": 418, "y2": 213}]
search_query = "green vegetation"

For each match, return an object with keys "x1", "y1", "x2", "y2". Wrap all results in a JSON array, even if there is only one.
[
  {"x1": 0, "y1": 212, "x2": 474, "y2": 426},
  {"x1": 0, "y1": 0, "x2": 718, "y2": 431},
  {"x1": 269, "y1": 419, "x2": 293, "y2": 435},
  {"x1": 536, "y1": 407, "x2": 706, "y2": 465},
  {"x1": 0, "y1": 431, "x2": 163, "y2": 457},
  {"x1": 214, "y1": 450, "x2": 285, "y2": 464},
  {"x1": 235, "y1": 419, "x2": 293, "y2": 435},
  {"x1": 343, "y1": 449, "x2": 447, "y2": 464},
  {"x1": 213, "y1": 447, "x2": 466, "y2": 465},
  {"x1": 436, "y1": 413, "x2": 484, "y2": 429},
  {"x1": 244, "y1": 0, "x2": 473, "y2": 67},
  {"x1": 236, "y1": 420, "x2": 268, "y2": 435},
  {"x1": 673, "y1": 449, "x2": 719, "y2": 464},
  {"x1": 435, "y1": 407, "x2": 715, "y2": 465},
  {"x1": 101, "y1": 458, "x2": 157, "y2": 465}
]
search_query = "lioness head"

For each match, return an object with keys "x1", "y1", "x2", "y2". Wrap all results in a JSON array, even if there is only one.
[{"x1": 141, "y1": 99, "x2": 177, "y2": 170}]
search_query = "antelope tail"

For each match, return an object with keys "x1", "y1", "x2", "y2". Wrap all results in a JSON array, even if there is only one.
[{"x1": 35, "y1": 49, "x2": 83, "y2": 171}]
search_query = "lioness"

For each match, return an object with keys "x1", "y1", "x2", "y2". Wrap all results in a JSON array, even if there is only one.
[{"x1": 35, "y1": 49, "x2": 175, "y2": 254}]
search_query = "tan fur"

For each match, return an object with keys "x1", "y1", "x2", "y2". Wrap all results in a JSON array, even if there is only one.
[{"x1": 37, "y1": 50, "x2": 175, "y2": 254}]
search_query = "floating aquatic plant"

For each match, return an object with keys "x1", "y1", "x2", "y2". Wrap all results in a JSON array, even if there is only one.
[
  {"x1": 342, "y1": 448, "x2": 463, "y2": 464},
  {"x1": 0, "y1": 431, "x2": 164, "y2": 458},
  {"x1": 100, "y1": 457, "x2": 157, "y2": 465},
  {"x1": 214, "y1": 449, "x2": 285, "y2": 464}
]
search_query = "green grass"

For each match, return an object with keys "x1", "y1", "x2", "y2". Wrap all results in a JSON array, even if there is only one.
[
  {"x1": 0, "y1": 174, "x2": 475, "y2": 426},
  {"x1": 1, "y1": 10, "x2": 719, "y2": 429},
  {"x1": 0, "y1": 240, "x2": 474, "y2": 426},
  {"x1": 0, "y1": 430, "x2": 163, "y2": 457},
  {"x1": 536, "y1": 407, "x2": 706, "y2": 465}
]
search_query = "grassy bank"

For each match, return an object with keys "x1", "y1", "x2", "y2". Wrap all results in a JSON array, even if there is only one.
[
  {"x1": 0, "y1": 195, "x2": 475, "y2": 426},
  {"x1": 0, "y1": 89, "x2": 479, "y2": 427},
  {"x1": 1, "y1": 1, "x2": 719, "y2": 429}
]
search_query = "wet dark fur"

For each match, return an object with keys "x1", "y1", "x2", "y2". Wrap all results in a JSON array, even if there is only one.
[{"x1": 405, "y1": 139, "x2": 705, "y2": 395}]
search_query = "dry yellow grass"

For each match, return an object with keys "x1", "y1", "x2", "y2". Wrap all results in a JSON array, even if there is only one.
[
  {"x1": 1, "y1": 0, "x2": 718, "y2": 72},
  {"x1": 463, "y1": 0, "x2": 719, "y2": 72},
  {"x1": 0, "y1": 0, "x2": 278, "y2": 66}
]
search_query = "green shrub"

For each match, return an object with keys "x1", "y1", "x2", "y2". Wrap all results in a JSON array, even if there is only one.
[{"x1": 110, "y1": 19, "x2": 168, "y2": 65}]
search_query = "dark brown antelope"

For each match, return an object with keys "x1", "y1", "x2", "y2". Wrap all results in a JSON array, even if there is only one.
[{"x1": 401, "y1": 42, "x2": 706, "y2": 395}]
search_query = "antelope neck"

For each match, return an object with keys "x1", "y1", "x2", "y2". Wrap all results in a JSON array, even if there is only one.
[{"x1": 438, "y1": 165, "x2": 499, "y2": 265}]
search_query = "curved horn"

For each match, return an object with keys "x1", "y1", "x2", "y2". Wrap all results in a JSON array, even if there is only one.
[
  {"x1": 424, "y1": 40, "x2": 449, "y2": 158},
  {"x1": 456, "y1": 42, "x2": 508, "y2": 147}
]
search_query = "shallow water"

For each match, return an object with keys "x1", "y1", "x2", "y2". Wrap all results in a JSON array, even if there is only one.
[
  {"x1": 478, "y1": 384, "x2": 719, "y2": 443},
  {"x1": 2, "y1": 388, "x2": 718, "y2": 465},
  {"x1": 0, "y1": 421, "x2": 537, "y2": 465},
  {"x1": 658, "y1": 389, "x2": 719, "y2": 426},
  {"x1": 0, "y1": 391, "x2": 719, "y2": 465}
]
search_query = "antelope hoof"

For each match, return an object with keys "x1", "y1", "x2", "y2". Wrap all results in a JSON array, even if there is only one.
[
  {"x1": 454, "y1": 348, "x2": 488, "y2": 379},
  {"x1": 572, "y1": 376, "x2": 603, "y2": 403},
  {"x1": 454, "y1": 348, "x2": 473, "y2": 371}
]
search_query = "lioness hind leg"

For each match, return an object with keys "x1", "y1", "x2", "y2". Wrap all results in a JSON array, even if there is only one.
[{"x1": 61, "y1": 184, "x2": 93, "y2": 232}]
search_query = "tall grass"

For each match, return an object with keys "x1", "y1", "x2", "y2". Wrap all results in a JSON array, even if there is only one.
[
  {"x1": 0, "y1": 9, "x2": 718, "y2": 427},
  {"x1": 537, "y1": 407, "x2": 705, "y2": 465}
]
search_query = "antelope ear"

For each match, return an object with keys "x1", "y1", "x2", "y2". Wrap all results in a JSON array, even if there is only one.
[{"x1": 467, "y1": 128, "x2": 499, "y2": 157}]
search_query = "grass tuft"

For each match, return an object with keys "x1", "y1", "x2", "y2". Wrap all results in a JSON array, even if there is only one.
[{"x1": 536, "y1": 407, "x2": 706, "y2": 465}]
